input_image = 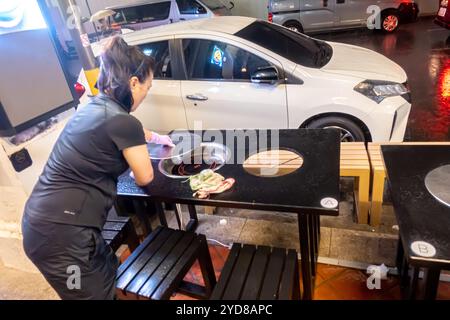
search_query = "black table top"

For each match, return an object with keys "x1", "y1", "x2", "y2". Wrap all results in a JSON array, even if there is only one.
[
  {"x1": 382, "y1": 145, "x2": 450, "y2": 269},
  {"x1": 117, "y1": 129, "x2": 340, "y2": 216}
]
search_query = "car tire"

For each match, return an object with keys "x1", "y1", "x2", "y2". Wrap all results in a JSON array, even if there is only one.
[
  {"x1": 283, "y1": 21, "x2": 304, "y2": 33},
  {"x1": 305, "y1": 116, "x2": 366, "y2": 142},
  {"x1": 380, "y1": 10, "x2": 400, "y2": 33}
]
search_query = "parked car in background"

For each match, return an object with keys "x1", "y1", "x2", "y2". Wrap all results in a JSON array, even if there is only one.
[
  {"x1": 106, "y1": 0, "x2": 233, "y2": 31},
  {"x1": 268, "y1": 0, "x2": 419, "y2": 34},
  {"x1": 90, "y1": 16, "x2": 412, "y2": 142},
  {"x1": 435, "y1": 0, "x2": 450, "y2": 29}
]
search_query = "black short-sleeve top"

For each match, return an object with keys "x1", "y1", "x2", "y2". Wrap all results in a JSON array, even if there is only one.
[{"x1": 24, "y1": 94, "x2": 146, "y2": 230}]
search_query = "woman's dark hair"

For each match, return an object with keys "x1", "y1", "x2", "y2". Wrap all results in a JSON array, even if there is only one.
[{"x1": 97, "y1": 36, "x2": 155, "y2": 112}]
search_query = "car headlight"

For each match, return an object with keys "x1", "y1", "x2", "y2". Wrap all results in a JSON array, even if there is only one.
[{"x1": 354, "y1": 80, "x2": 409, "y2": 103}]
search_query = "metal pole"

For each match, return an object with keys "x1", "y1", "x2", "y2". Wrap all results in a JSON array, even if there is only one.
[
  {"x1": 58, "y1": 0, "x2": 99, "y2": 95},
  {"x1": 84, "y1": 0, "x2": 100, "y2": 42}
]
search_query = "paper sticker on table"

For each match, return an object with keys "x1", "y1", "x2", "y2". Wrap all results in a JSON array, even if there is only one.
[
  {"x1": 321, "y1": 197, "x2": 338, "y2": 209},
  {"x1": 410, "y1": 241, "x2": 436, "y2": 258}
]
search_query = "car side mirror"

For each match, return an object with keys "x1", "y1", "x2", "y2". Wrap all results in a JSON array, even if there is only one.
[
  {"x1": 197, "y1": 5, "x2": 207, "y2": 14},
  {"x1": 251, "y1": 66, "x2": 280, "y2": 85}
]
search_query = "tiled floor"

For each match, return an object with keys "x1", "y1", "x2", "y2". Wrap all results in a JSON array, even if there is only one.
[{"x1": 170, "y1": 245, "x2": 450, "y2": 300}]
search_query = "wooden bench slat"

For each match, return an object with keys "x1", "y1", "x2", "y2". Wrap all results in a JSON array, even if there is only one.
[
  {"x1": 240, "y1": 246, "x2": 271, "y2": 300},
  {"x1": 138, "y1": 232, "x2": 196, "y2": 299},
  {"x1": 125, "y1": 230, "x2": 184, "y2": 295},
  {"x1": 150, "y1": 236, "x2": 203, "y2": 300},
  {"x1": 101, "y1": 230, "x2": 119, "y2": 241},
  {"x1": 116, "y1": 227, "x2": 169, "y2": 290},
  {"x1": 259, "y1": 248, "x2": 286, "y2": 300},
  {"x1": 278, "y1": 250, "x2": 299, "y2": 300},
  {"x1": 222, "y1": 244, "x2": 256, "y2": 300},
  {"x1": 210, "y1": 243, "x2": 242, "y2": 300},
  {"x1": 103, "y1": 221, "x2": 127, "y2": 232}
]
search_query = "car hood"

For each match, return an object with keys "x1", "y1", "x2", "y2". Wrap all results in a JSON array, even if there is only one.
[{"x1": 321, "y1": 42, "x2": 407, "y2": 83}]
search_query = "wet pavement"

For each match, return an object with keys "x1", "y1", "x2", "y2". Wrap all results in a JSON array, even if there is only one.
[{"x1": 315, "y1": 17, "x2": 450, "y2": 142}]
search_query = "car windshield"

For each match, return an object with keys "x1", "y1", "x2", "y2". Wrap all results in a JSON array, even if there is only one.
[
  {"x1": 200, "y1": 0, "x2": 227, "y2": 10},
  {"x1": 235, "y1": 21, "x2": 333, "y2": 68}
]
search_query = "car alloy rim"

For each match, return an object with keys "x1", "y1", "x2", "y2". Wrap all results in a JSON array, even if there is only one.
[
  {"x1": 323, "y1": 126, "x2": 356, "y2": 142},
  {"x1": 383, "y1": 15, "x2": 398, "y2": 32},
  {"x1": 288, "y1": 26, "x2": 299, "y2": 32}
]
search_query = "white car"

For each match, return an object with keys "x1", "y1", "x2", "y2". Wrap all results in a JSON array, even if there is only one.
[{"x1": 92, "y1": 16, "x2": 411, "y2": 142}]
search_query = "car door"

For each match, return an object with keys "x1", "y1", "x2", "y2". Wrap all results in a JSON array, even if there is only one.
[
  {"x1": 176, "y1": 0, "x2": 211, "y2": 21},
  {"x1": 130, "y1": 38, "x2": 187, "y2": 132},
  {"x1": 334, "y1": 0, "x2": 368, "y2": 28},
  {"x1": 300, "y1": 0, "x2": 337, "y2": 32},
  {"x1": 178, "y1": 37, "x2": 288, "y2": 130}
]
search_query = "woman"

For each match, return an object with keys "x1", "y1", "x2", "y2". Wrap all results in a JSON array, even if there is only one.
[{"x1": 21, "y1": 36, "x2": 173, "y2": 300}]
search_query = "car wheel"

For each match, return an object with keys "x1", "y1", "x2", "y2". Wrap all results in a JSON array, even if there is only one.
[
  {"x1": 381, "y1": 11, "x2": 400, "y2": 33},
  {"x1": 283, "y1": 21, "x2": 303, "y2": 33},
  {"x1": 305, "y1": 116, "x2": 366, "y2": 142}
]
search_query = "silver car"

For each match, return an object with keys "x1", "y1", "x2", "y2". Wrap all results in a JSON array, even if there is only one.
[
  {"x1": 107, "y1": 0, "x2": 233, "y2": 31},
  {"x1": 268, "y1": 0, "x2": 419, "y2": 34}
]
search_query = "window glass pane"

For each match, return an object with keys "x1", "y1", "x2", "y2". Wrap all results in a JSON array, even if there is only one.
[
  {"x1": 138, "y1": 41, "x2": 172, "y2": 79},
  {"x1": 235, "y1": 21, "x2": 332, "y2": 68},
  {"x1": 176, "y1": 0, "x2": 207, "y2": 14},
  {"x1": 139, "y1": 2, "x2": 172, "y2": 22},
  {"x1": 200, "y1": 0, "x2": 226, "y2": 10},
  {"x1": 119, "y1": 2, "x2": 171, "y2": 23},
  {"x1": 183, "y1": 39, "x2": 272, "y2": 81}
]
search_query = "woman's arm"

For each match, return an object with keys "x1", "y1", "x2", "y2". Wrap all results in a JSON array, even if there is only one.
[{"x1": 123, "y1": 145, "x2": 154, "y2": 186}]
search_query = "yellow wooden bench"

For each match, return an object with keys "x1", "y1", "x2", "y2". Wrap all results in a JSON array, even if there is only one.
[
  {"x1": 367, "y1": 142, "x2": 450, "y2": 227},
  {"x1": 205, "y1": 143, "x2": 371, "y2": 225},
  {"x1": 340, "y1": 142, "x2": 371, "y2": 224}
]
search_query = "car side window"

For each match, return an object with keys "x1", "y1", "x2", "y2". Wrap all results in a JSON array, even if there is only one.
[
  {"x1": 176, "y1": 0, "x2": 207, "y2": 14},
  {"x1": 138, "y1": 41, "x2": 172, "y2": 79},
  {"x1": 118, "y1": 2, "x2": 171, "y2": 24},
  {"x1": 182, "y1": 39, "x2": 274, "y2": 81}
]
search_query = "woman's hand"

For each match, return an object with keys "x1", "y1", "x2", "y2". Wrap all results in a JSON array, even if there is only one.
[
  {"x1": 144, "y1": 129, "x2": 175, "y2": 147},
  {"x1": 143, "y1": 128, "x2": 153, "y2": 142}
]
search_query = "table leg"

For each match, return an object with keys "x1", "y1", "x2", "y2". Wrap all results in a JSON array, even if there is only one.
[
  {"x1": 396, "y1": 237, "x2": 404, "y2": 273},
  {"x1": 298, "y1": 213, "x2": 313, "y2": 300},
  {"x1": 186, "y1": 205, "x2": 199, "y2": 232},
  {"x1": 308, "y1": 215, "x2": 317, "y2": 277},
  {"x1": 407, "y1": 266, "x2": 420, "y2": 300},
  {"x1": 154, "y1": 201, "x2": 168, "y2": 227},
  {"x1": 422, "y1": 268, "x2": 440, "y2": 300},
  {"x1": 133, "y1": 199, "x2": 152, "y2": 235},
  {"x1": 173, "y1": 204, "x2": 182, "y2": 230}
]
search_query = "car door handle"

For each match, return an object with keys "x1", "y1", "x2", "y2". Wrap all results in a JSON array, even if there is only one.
[{"x1": 186, "y1": 94, "x2": 208, "y2": 101}]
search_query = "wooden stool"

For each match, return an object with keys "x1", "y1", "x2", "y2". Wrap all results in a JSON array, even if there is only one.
[
  {"x1": 211, "y1": 243, "x2": 300, "y2": 300},
  {"x1": 340, "y1": 142, "x2": 371, "y2": 224},
  {"x1": 102, "y1": 209, "x2": 139, "y2": 253},
  {"x1": 116, "y1": 226, "x2": 216, "y2": 300}
]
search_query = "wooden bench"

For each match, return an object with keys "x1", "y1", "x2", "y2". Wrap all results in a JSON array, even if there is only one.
[
  {"x1": 205, "y1": 143, "x2": 371, "y2": 224},
  {"x1": 102, "y1": 209, "x2": 140, "y2": 253},
  {"x1": 116, "y1": 226, "x2": 216, "y2": 300},
  {"x1": 340, "y1": 142, "x2": 371, "y2": 224},
  {"x1": 210, "y1": 243, "x2": 300, "y2": 300},
  {"x1": 367, "y1": 142, "x2": 450, "y2": 226}
]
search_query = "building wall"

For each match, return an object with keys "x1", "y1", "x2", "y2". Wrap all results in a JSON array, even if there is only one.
[{"x1": 416, "y1": 0, "x2": 439, "y2": 15}]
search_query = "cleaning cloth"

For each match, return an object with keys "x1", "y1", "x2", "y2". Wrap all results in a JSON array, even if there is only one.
[{"x1": 187, "y1": 169, "x2": 235, "y2": 199}]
